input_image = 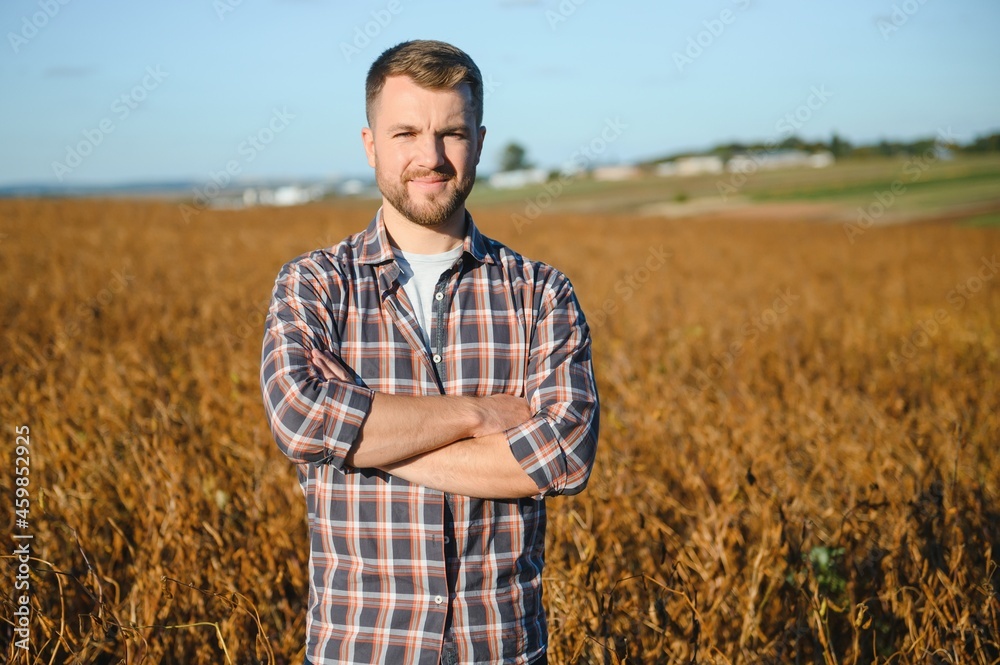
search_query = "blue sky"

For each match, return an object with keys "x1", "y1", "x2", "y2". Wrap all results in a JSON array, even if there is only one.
[{"x1": 2, "y1": 0, "x2": 998, "y2": 186}]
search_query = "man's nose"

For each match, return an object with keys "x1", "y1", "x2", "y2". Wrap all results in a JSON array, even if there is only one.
[{"x1": 414, "y1": 135, "x2": 446, "y2": 169}]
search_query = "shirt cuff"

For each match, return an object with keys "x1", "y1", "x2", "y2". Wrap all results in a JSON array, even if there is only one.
[
  {"x1": 322, "y1": 380, "x2": 375, "y2": 470},
  {"x1": 506, "y1": 417, "x2": 563, "y2": 498}
]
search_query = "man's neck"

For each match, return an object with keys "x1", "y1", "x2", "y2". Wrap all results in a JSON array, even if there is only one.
[{"x1": 381, "y1": 202, "x2": 466, "y2": 255}]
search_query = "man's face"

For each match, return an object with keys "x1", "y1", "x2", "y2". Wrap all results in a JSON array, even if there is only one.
[{"x1": 362, "y1": 75, "x2": 485, "y2": 228}]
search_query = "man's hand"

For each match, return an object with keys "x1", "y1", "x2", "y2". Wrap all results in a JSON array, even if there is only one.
[
  {"x1": 311, "y1": 348, "x2": 352, "y2": 382},
  {"x1": 470, "y1": 395, "x2": 532, "y2": 438}
]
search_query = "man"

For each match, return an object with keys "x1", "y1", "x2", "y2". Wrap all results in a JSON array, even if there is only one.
[{"x1": 260, "y1": 39, "x2": 599, "y2": 664}]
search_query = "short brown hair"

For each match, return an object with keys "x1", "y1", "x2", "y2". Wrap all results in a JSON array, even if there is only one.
[{"x1": 365, "y1": 40, "x2": 483, "y2": 127}]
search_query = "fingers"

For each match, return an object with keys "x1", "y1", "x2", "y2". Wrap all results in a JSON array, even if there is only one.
[
  {"x1": 310, "y1": 349, "x2": 351, "y2": 382},
  {"x1": 317, "y1": 351, "x2": 348, "y2": 381},
  {"x1": 475, "y1": 394, "x2": 533, "y2": 436}
]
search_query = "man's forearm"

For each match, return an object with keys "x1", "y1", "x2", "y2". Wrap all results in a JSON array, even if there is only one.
[
  {"x1": 379, "y1": 433, "x2": 539, "y2": 499},
  {"x1": 309, "y1": 349, "x2": 531, "y2": 469},
  {"x1": 347, "y1": 393, "x2": 477, "y2": 467}
]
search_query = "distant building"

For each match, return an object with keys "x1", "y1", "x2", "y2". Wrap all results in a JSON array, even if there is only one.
[
  {"x1": 592, "y1": 165, "x2": 641, "y2": 181},
  {"x1": 656, "y1": 155, "x2": 725, "y2": 177},
  {"x1": 488, "y1": 168, "x2": 548, "y2": 189},
  {"x1": 677, "y1": 155, "x2": 724, "y2": 175},
  {"x1": 807, "y1": 151, "x2": 835, "y2": 168},
  {"x1": 273, "y1": 185, "x2": 312, "y2": 206},
  {"x1": 339, "y1": 179, "x2": 366, "y2": 196},
  {"x1": 240, "y1": 183, "x2": 331, "y2": 208},
  {"x1": 726, "y1": 150, "x2": 834, "y2": 173},
  {"x1": 654, "y1": 162, "x2": 679, "y2": 177}
]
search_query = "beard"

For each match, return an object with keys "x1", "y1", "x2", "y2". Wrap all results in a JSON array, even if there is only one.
[{"x1": 375, "y1": 161, "x2": 476, "y2": 227}]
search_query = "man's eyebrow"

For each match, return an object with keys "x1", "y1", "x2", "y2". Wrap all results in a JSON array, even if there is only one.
[
  {"x1": 385, "y1": 123, "x2": 419, "y2": 134},
  {"x1": 383, "y1": 123, "x2": 471, "y2": 135}
]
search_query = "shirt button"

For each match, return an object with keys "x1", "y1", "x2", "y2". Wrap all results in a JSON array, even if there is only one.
[
  {"x1": 434, "y1": 292, "x2": 444, "y2": 301},
  {"x1": 434, "y1": 595, "x2": 443, "y2": 605},
  {"x1": 432, "y1": 353, "x2": 442, "y2": 364},
  {"x1": 444, "y1": 536, "x2": 451, "y2": 544}
]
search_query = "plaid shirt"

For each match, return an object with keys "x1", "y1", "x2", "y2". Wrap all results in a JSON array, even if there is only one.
[{"x1": 260, "y1": 211, "x2": 599, "y2": 664}]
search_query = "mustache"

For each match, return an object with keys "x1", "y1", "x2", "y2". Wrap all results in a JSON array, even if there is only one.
[{"x1": 404, "y1": 168, "x2": 455, "y2": 181}]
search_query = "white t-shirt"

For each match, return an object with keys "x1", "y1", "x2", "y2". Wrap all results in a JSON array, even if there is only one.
[{"x1": 392, "y1": 245, "x2": 464, "y2": 353}]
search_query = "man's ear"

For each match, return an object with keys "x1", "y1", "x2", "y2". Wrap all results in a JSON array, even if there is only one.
[
  {"x1": 475, "y1": 125, "x2": 486, "y2": 164},
  {"x1": 362, "y1": 127, "x2": 376, "y2": 168}
]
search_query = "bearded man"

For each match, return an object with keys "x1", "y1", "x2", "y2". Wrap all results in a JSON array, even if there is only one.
[{"x1": 261, "y1": 39, "x2": 599, "y2": 665}]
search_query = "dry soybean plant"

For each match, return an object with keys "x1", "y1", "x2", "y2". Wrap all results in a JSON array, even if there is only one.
[{"x1": 1, "y1": 199, "x2": 997, "y2": 663}]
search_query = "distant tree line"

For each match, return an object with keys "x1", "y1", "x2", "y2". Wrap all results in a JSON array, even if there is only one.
[
  {"x1": 499, "y1": 142, "x2": 532, "y2": 172},
  {"x1": 647, "y1": 130, "x2": 1000, "y2": 164},
  {"x1": 497, "y1": 131, "x2": 1000, "y2": 175}
]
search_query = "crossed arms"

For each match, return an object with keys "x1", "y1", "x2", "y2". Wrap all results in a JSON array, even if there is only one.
[
  {"x1": 309, "y1": 348, "x2": 537, "y2": 498},
  {"x1": 260, "y1": 257, "x2": 599, "y2": 501}
]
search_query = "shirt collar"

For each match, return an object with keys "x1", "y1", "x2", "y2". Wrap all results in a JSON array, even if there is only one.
[{"x1": 358, "y1": 207, "x2": 495, "y2": 266}]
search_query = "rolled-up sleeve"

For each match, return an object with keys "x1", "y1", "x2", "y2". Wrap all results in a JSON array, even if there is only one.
[
  {"x1": 506, "y1": 273, "x2": 600, "y2": 497},
  {"x1": 260, "y1": 257, "x2": 374, "y2": 468}
]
